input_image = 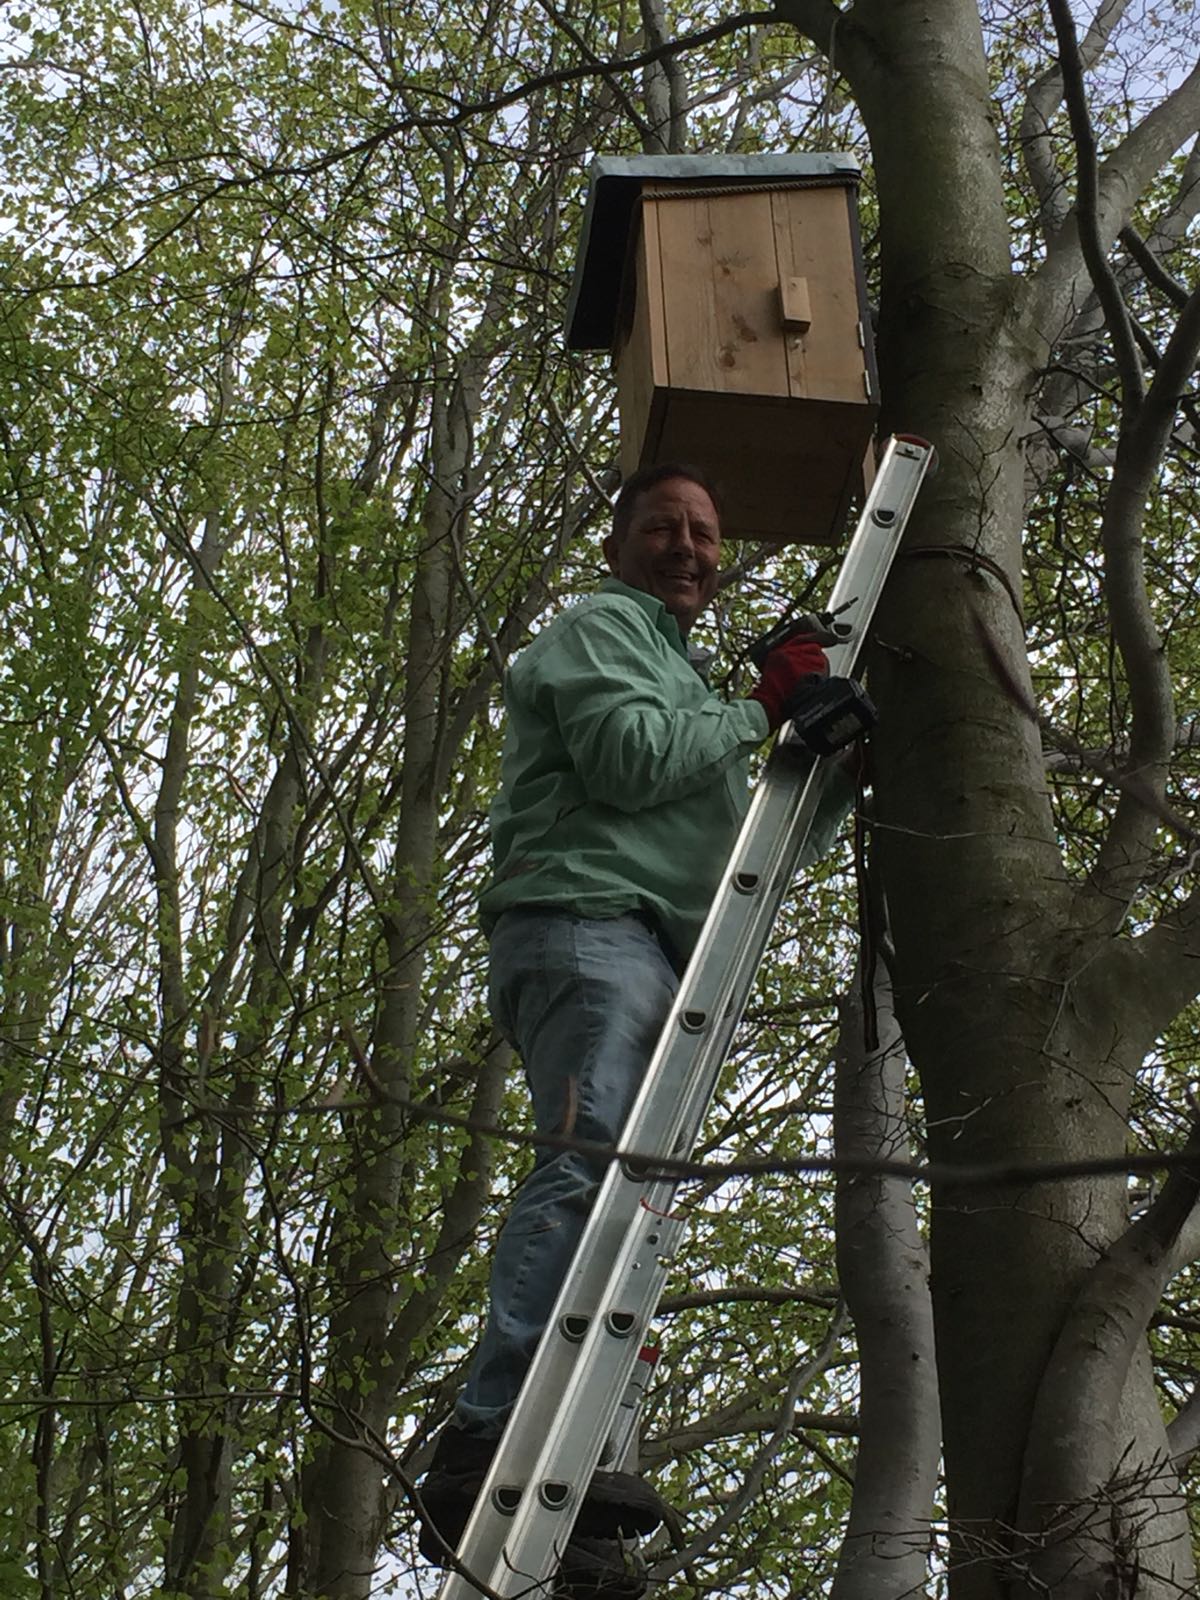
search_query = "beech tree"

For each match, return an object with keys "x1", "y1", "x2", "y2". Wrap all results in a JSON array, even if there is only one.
[
  {"x1": 0, "y1": 2, "x2": 1197, "y2": 1598},
  {"x1": 770, "y1": 5, "x2": 1200, "y2": 1596}
]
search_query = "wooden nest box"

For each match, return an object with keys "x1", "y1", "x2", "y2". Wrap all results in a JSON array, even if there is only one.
[{"x1": 566, "y1": 155, "x2": 879, "y2": 546}]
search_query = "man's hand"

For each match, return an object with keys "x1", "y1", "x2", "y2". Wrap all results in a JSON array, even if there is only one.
[{"x1": 748, "y1": 636, "x2": 829, "y2": 731}]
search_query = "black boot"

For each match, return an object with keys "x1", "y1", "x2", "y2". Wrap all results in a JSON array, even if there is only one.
[
  {"x1": 415, "y1": 1426, "x2": 498, "y2": 1565},
  {"x1": 575, "y1": 1469, "x2": 669, "y2": 1537},
  {"x1": 556, "y1": 1536, "x2": 649, "y2": 1600},
  {"x1": 417, "y1": 1425, "x2": 668, "y2": 1566}
]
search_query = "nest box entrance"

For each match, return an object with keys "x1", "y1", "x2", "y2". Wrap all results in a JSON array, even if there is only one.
[{"x1": 566, "y1": 154, "x2": 879, "y2": 546}]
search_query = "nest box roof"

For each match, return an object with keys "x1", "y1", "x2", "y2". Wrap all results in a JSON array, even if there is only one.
[{"x1": 564, "y1": 153, "x2": 862, "y2": 352}]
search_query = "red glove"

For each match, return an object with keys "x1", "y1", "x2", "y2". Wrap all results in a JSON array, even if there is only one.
[{"x1": 748, "y1": 636, "x2": 829, "y2": 730}]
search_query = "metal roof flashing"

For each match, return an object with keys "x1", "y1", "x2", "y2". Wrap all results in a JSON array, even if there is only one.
[{"x1": 564, "y1": 153, "x2": 862, "y2": 351}]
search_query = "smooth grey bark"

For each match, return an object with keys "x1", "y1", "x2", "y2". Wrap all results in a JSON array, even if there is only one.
[
  {"x1": 1015, "y1": 1127, "x2": 1200, "y2": 1598},
  {"x1": 831, "y1": 944, "x2": 938, "y2": 1600},
  {"x1": 1167, "y1": 1385, "x2": 1200, "y2": 1471},
  {"x1": 1019, "y1": 0, "x2": 1132, "y2": 239},
  {"x1": 1023, "y1": 79, "x2": 1200, "y2": 488},
  {"x1": 1028, "y1": 141, "x2": 1200, "y2": 470},
  {"x1": 639, "y1": 0, "x2": 688, "y2": 152}
]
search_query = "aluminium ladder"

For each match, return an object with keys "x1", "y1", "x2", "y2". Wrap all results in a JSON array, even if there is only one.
[{"x1": 436, "y1": 434, "x2": 935, "y2": 1600}]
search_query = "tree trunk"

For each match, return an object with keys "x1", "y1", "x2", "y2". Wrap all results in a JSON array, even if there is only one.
[
  {"x1": 832, "y1": 940, "x2": 938, "y2": 1599},
  {"x1": 777, "y1": 2, "x2": 1200, "y2": 1593},
  {"x1": 298, "y1": 349, "x2": 489, "y2": 1596}
]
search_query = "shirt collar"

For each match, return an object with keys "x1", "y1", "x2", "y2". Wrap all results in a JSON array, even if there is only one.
[{"x1": 600, "y1": 577, "x2": 687, "y2": 657}]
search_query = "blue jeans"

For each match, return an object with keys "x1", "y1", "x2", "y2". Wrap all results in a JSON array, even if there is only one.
[{"x1": 455, "y1": 908, "x2": 680, "y2": 1437}]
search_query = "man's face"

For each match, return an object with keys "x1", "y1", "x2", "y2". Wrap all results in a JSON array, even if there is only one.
[{"x1": 603, "y1": 477, "x2": 721, "y2": 634}]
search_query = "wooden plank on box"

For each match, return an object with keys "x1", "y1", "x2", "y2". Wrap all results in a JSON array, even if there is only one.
[
  {"x1": 614, "y1": 203, "x2": 671, "y2": 477},
  {"x1": 653, "y1": 192, "x2": 720, "y2": 393},
  {"x1": 657, "y1": 389, "x2": 869, "y2": 544},
  {"x1": 771, "y1": 186, "x2": 865, "y2": 405},
  {"x1": 654, "y1": 190, "x2": 788, "y2": 400},
  {"x1": 642, "y1": 197, "x2": 668, "y2": 385}
]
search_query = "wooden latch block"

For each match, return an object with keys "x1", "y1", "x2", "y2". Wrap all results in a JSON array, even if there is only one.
[{"x1": 779, "y1": 275, "x2": 812, "y2": 333}]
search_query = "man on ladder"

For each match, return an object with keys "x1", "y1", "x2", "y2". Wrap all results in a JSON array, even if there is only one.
[{"x1": 418, "y1": 460, "x2": 855, "y2": 1594}]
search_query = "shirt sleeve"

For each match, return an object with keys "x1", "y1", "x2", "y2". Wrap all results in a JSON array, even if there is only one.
[{"x1": 525, "y1": 601, "x2": 768, "y2": 813}]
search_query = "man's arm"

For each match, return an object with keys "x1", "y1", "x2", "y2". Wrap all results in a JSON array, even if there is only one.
[{"x1": 525, "y1": 600, "x2": 767, "y2": 813}]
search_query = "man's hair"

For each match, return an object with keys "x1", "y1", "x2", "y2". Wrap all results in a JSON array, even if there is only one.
[{"x1": 610, "y1": 462, "x2": 723, "y2": 544}]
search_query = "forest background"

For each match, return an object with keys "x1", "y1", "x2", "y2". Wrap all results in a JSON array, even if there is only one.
[{"x1": 0, "y1": 1, "x2": 1199, "y2": 1597}]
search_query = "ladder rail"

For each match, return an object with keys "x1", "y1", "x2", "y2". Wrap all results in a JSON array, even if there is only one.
[
  {"x1": 436, "y1": 435, "x2": 934, "y2": 1600},
  {"x1": 437, "y1": 755, "x2": 832, "y2": 1597},
  {"x1": 450, "y1": 756, "x2": 831, "y2": 1596}
]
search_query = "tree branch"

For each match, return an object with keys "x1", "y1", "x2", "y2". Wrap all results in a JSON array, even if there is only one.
[
  {"x1": 1046, "y1": 0, "x2": 1145, "y2": 408},
  {"x1": 1166, "y1": 1385, "x2": 1200, "y2": 1472},
  {"x1": 769, "y1": 0, "x2": 843, "y2": 56},
  {"x1": 1029, "y1": 140, "x2": 1200, "y2": 489},
  {"x1": 258, "y1": 1053, "x2": 1200, "y2": 1192},
  {"x1": 1030, "y1": 51, "x2": 1200, "y2": 342},
  {"x1": 639, "y1": 0, "x2": 688, "y2": 153},
  {"x1": 1015, "y1": 1115, "x2": 1200, "y2": 1596},
  {"x1": 1019, "y1": 0, "x2": 1131, "y2": 238},
  {"x1": 658, "y1": 1285, "x2": 837, "y2": 1315},
  {"x1": 531, "y1": 0, "x2": 654, "y2": 146},
  {"x1": 831, "y1": 939, "x2": 939, "y2": 1600},
  {"x1": 642, "y1": 1406, "x2": 857, "y2": 1464},
  {"x1": 1093, "y1": 280, "x2": 1200, "y2": 896},
  {"x1": 1118, "y1": 224, "x2": 1192, "y2": 311},
  {"x1": 648, "y1": 1304, "x2": 849, "y2": 1580}
]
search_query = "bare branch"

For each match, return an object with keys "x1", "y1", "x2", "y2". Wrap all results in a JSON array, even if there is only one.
[
  {"x1": 1031, "y1": 53, "x2": 1200, "y2": 339},
  {"x1": 658, "y1": 1285, "x2": 837, "y2": 1314},
  {"x1": 257, "y1": 1060, "x2": 1200, "y2": 1193},
  {"x1": 1020, "y1": 0, "x2": 1131, "y2": 237},
  {"x1": 1047, "y1": 0, "x2": 1145, "y2": 409},
  {"x1": 1016, "y1": 1116, "x2": 1200, "y2": 1596},
  {"x1": 643, "y1": 1407, "x2": 858, "y2": 1463},
  {"x1": 832, "y1": 941, "x2": 938, "y2": 1600},
  {"x1": 649, "y1": 1304, "x2": 850, "y2": 1579},
  {"x1": 1094, "y1": 282, "x2": 1200, "y2": 892}
]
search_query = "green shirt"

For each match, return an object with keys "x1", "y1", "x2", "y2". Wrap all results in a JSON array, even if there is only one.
[{"x1": 479, "y1": 580, "x2": 851, "y2": 959}]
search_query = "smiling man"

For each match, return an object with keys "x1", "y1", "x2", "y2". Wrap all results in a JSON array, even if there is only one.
[
  {"x1": 603, "y1": 469, "x2": 722, "y2": 629},
  {"x1": 417, "y1": 464, "x2": 846, "y2": 1595}
]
